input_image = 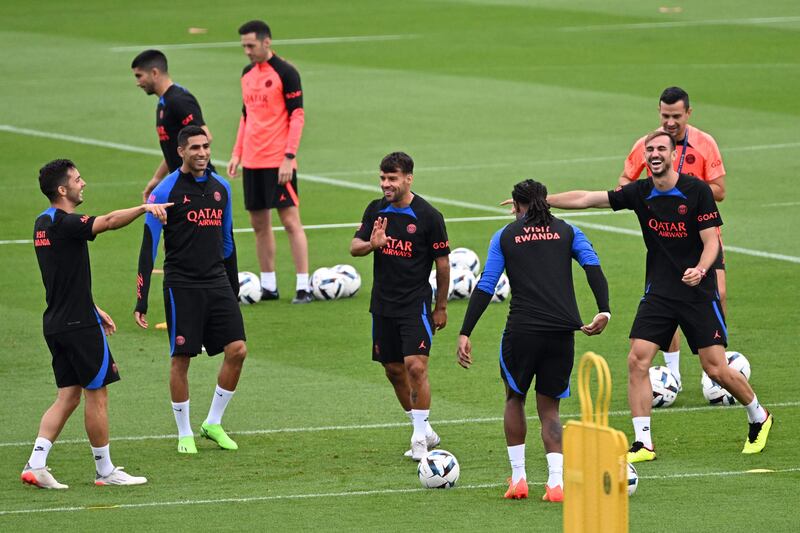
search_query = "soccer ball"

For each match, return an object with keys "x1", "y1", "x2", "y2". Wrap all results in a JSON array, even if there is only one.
[
  {"x1": 331, "y1": 264, "x2": 361, "y2": 297},
  {"x1": 627, "y1": 463, "x2": 638, "y2": 496},
  {"x1": 310, "y1": 268, "x2": 345, "y2": 301},
  {"x1": 491, "y1": 273, "x2": 511, "y2": 303},
  {"x1": 429, "y1": 269, "x2": 455, "y2": 300},
  {"x1": 450, "y1": 247, "x2": 480, "y2": 276},
  {"x1": 701, "y1": 351, "x2": 751, "y2": 406},
  {"x1": 417, "y1": 450, "x2": 460, "y2": 489},
  {"x1": 450, "y1": 268, "x2": 476, "y2": 300},
  {"x1": 237, "y1": 271, "x2": 261, "y2": 304},
  {"x1": 649, "y1": 366, "x2": 679, "y2": 408}
]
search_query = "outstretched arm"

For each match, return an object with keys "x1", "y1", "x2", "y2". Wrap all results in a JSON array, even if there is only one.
[
  {"x1": 92, "y1": 203, "x2": 171, "y2": 235},
  {"x1": 547, "y1": 190, "x2": 610, "y2": 210}
]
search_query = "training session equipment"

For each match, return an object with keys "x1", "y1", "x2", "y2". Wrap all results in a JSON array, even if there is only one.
[
  {"x1": 450, "y1": 268, "x2": 476, "y2": 299},
  {"x1": 650, "y1": 366, "x2": 679, "y2": 408},
  {"x1": 490, "y1": 272, "x2": 510, "y2": 302},
  {"x1": 429, "y1": 269, "x2": 455, "y2": 300},
  {"x1": 331, "y1": 264, "x2": 362, "y2": 297},
  {"x1": 627, "y1": 463, "x2": 638, "y2": 496},
  {"x1": 417, "y1": 450, "x2": 460, "y2": 489},
  {"x1": 311, "y1": 268, "x2": 345, "y2": 301},
  {"x1": 564, "y1": 352, "x2": 630, "y2": 533},
  {"x1": 701, "y1": 351, "x2": 752, "y2": 406},
  {"x1": 449, "y1": 247, "x2": 480, "y2": 276},
  {"x1": 237, "y1": 271, "x2": 261, "y2": 304}
]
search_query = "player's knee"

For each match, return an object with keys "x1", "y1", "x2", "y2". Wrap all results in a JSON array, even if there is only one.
[
  {"x1": 226, "y1": 341, "x2": 247, "y2": 364},
  {"x1": 627, "y1": 351, "x2": 649, "y2": 374},
  {"x1": 384, "y1": 364, "x2": 404, "y2": 382},
  {"x1": 59, "y1": 392, "x2": 81, "y2": 412},
  {"x1": 405, "y1": 360, "x2": 428, "y2": 383},
  {"x1": 704, "y1": 363, "x2": 727, "y2": 384}
]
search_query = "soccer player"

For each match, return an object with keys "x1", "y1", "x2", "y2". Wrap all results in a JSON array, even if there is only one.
[
  {"x1": 135, "y1": 126, "x2": 248, "y2": 454},
  {"x1": 456, "y1": 179, "x2": 611, "y2": 501},
  {"x1": 619, "y1": 87, "x2": 727, "y2": 387},
  {"x1": 227, "y1": 19, "x2": 311, "y2": 304},
  {"x1": 25, "y1": 159, "x2": 170, "y2": 488},
  {"x1": 548, "y1": 131, "x2": 773, "y2": 462},
  {"x1": 131, "y1": 49, "x2": 213, "y2": 202},
  {"x1": 350, "y1": 152, "x2": 449, "y2": 461}
]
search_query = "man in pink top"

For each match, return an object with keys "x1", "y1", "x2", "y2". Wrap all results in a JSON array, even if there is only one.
[
  {"x1": 227, "y1": 20, "x2": 311, "y2": 304},
  {"x1": 619, "y1": 87, "x2": 727, "y2": 387}
]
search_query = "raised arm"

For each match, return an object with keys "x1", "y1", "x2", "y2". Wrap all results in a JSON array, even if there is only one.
[
  {"x1": 547, "y1": 190, "x2": 611, "y2": 210},
  {"x1": 92, "y1": 202, "x2": 170, "y2": 235}
]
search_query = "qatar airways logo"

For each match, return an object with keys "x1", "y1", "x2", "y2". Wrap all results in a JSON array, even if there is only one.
[
  {"x1": 381, "y1": 236, "x2": 414, "y2": 258},
  {"x1": 244, "y1": 93, "x2": 269, "y2": 106},
  {"x1": 187, "y1": 208, "x2": 223, "y2": 226},
  {"x1": 647, "y1": 219, "x2": 687, "y2": 238},
  {"x1": 514, "y1": 225, "x2": 561, "y2": 244}
]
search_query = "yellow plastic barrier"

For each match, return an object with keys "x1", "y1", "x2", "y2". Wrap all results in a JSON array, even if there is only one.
[{"x1": 563, "y1": 352, "x2": 629, "y2": 533}]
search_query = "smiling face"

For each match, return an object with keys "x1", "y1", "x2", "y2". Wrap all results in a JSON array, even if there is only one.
[
  {"x1": 659, "y1": 100, "x2": 692, "y2": 141},
  {"x1": 60, "y1": 166, "x2": 86, "y2": 206},
  {"x1": 178, "y1": 134, "x2": 210, "y2": 175},
  {"x1": 379, "y1": 169, "x2": 413, "y2": 205},
  {"x1": 644, "y1": 132, "x2": 676, "y2": 177}
]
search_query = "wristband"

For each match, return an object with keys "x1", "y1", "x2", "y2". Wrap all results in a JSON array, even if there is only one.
[{"x1": 599, "y1": 312, "x2": 611, "y2": 320}]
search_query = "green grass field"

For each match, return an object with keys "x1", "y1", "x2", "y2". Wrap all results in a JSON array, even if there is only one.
[{"x1": 1, "y1": 0, "x2": 799, "y2": 530}]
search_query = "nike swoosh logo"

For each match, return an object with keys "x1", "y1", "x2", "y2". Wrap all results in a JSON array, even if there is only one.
[
  {"x1": 173, "y1": 408, "x2": 183, "y2": 412},
  {"x1": 216, "y1": 392, "x2": 223, "y2": 397}
]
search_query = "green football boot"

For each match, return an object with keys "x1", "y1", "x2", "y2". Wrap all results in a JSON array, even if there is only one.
[{"x1": 200, "y1": 422, "x2": 238, "y2": 450}]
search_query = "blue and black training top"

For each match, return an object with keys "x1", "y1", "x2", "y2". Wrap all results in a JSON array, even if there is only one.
[{"x1": 135, "y1": 168, "x2": 237, "y2": 314}]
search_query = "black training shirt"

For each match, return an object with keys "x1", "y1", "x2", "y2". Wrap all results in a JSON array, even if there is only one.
[{"x1": 157, "y1": 84, "x2": 206, "y2": 172}]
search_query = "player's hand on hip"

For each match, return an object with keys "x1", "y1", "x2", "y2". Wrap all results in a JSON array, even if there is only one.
[
  {"x1": 96, "y1": 307, "x2": 116, "y2": 335},
  {"x1": 370, "y1": 217, "x2": 389, "y2": 250},
  {"x1": 134, "y1": 311, "x2": 148, "y2": 329},
  {"x1": 681, "y1": 267, "x2": 703, "y2": 287},
  {"x1": 227, "y1": 157, "x2": 240, "y2": 178},
  {"x1": 278, "y1": 158, "x2": 293, "y2": 185},
  {"x1": 144, "y1": 202, "x2": 173, "y2": 224},
  {"x1": 457, "y1": 335, "x2": 472, "y2": 368},
  {"x1": 581, "y1": 313, "x2": 609, "y2": 336},
  {"x1": 433, "y1": 307, "x2": 447, "y2": 331}
]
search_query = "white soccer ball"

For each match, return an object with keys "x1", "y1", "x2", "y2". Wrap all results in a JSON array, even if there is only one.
[
  {"x1": 310, "y1": 268, "x2": 345, "y2": 301},
  {"x1": 417, "y1": 449, "x2": 460, "y2": 489},
  {"x1": 450, "y1": 247, "x2": 481, "y2": 277},
  {"x1": 237, "y1": 271, "x2": 261, "y2": 304},
  {"x1": 450, "y1": 268, "x2": 476, "y2": 300},
  {"x1": 649, "y1": 366, "x2": 679, "y2": 408},
  {"x1": 331, "y1": 264, "x2": 361, "y2": 297},
  {"x1": 701, "y1": 351, "x2": 751, "y2": 406},
  {"x1": 491, "y1": 273, "x2": 511, "y2": 303},
  {"x1": 627, "y1": 462, "x2": 638, "y2": 496},
  {"x1": 429, "y1": 269, "x2": 455, "y2": 300}
]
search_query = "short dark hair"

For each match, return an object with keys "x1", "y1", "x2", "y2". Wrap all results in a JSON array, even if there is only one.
[
  {"x1": 659, "y1": 86, "x2": 690, "y2": 110},
  {"x1": 238, "y1": 20, "x2": 272, "y2": 39},
  {"x1": 39, "y1": 159, "x2": 76, "y2": 201},
  {"x1": 511, "y1": 179, "x2": 552, "y2": 226},
  {"x1": 380, "y1": 152, "x2": 414, "y2": 174},
  {"x1": 131, "y1": 49, "x2": 168, "y2": 72},
  {"x1": 177, "y1": 125, "x2": 207, "y2": 148},
  {"x1": 645, "y1": 130, "x2": 676, "y2": 150}
]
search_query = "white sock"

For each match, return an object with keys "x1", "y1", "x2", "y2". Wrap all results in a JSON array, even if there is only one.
[
  {"x1": 411, "y1": 409, "x2": 429, "y2": 440},
  {"x1": 205, "y1": 385, "x2": 235, "y2": 425},
  {"x1": 745, "y1": 395, "x2": 768, "y2": 423},
  {"x1": 663, "y1": 351, "x2": 681, "y2": 382},
  {"x1": 172, "y1": 400, "x2": 193, "y2": 438},
  {"x1": 546, "y1": 452, "x2": 564, "y2": 488},
  {"x1": 261, "y1": 272, "x2": 276, "y2": 291},
  {"x1": 296, "y1": 273, "x2": 309, "y2": 291},
  {"x1": 28, "y1": 437, "x2": 52, "y2": 469},
  {"x1": 92, "y1": 444, "x2": 115, "y2": 477},
  {"x1": 507, "y1": 444, "x2": 526, "y2": 483},
  {"x1": 632, "y1": 417, "x2": 653, "y2": 449}
]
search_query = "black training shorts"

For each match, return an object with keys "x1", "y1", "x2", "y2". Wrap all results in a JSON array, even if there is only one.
[
  {"x1": 371, "y1": 312, "x2": 434, "y2": 364},
  {"x1": 242, "y1": 167, "x2": 299, "y2": 211},
  {"x1": 45, "y1": 325, "x2": 120, "y2": 389},
  {"x1": 630, "y1": 292, "x2": 727, "y2": 354},
  {"x1": 164, "y1": 286, "x2": 246, "y2": 357},
  {"x1": 499, "y1": 329, "x2": 574, "y2": 399}
]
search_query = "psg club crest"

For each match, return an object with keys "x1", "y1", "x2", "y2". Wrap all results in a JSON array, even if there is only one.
[
  {"x1": 265, "y1": 79, "x2": 273, "y2": 88},
  {"x1": 214, "y1": 191, "x2": 222, "y2": 202},
  {"x1": 407, "y1": 224, "x2": 417, "y2": 234},
  {"x1": 176, "y1": 336, "x2": 186, "y2": 346},
  {"x1": 678, "y1": 204, "x2": 688, "y2": 215},
  {"x1": 685, "y1": 154, "x2": 696, "y2": 164}
]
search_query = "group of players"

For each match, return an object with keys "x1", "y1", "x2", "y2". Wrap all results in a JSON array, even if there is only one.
[{"x1": 24, "y1": 17, "x2": 773, "y2": 502}]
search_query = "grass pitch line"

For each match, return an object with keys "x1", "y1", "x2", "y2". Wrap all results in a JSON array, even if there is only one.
[
  {"x1": 1, "y1": 468, "x2": 798, "y2": 516},
  {"x1": 109, "y1": 35, "x2": 416, "y2": 52},
  {"x1": 1, "y1": 401, "x2": 797, "y2": 449},
  {"x1": 2, "y1": 124, "x2": 799, "y2": 262},
  {"x1": 559, "y1": 16, "x2": 800, "y2": 32}
]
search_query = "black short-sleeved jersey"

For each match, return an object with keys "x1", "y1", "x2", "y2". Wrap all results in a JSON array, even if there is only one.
[
  {"x1": 607, "y1": 174, "x2": 723, "y2": 302},
  {"x1": 157, "y1": 84, "x2": 206, "y2": 172},
  {"x1": 476, "y1": 217, "x2": 601, "y2": 332},
  {"x1": 354, "y1": 194, "x2": 450, "y2": 317},
  {"x1": 135, "y1": 169, "x2": 236, "y2": 314},
  {"x1": 34, "y1": 208, "x2": 98, "y2": 334}
]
